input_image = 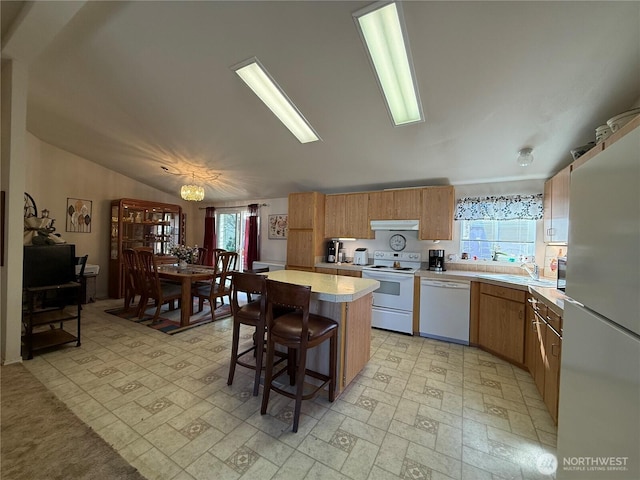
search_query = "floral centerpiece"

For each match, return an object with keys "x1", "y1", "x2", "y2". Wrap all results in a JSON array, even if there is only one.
[{"x1": 168, "y1": 244, "x2": 199, "y2": 264}]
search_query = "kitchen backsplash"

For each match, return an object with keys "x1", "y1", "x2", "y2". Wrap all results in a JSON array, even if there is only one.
[{"x1": 543, "y1": 245, "x2": 567, "y2": 279}]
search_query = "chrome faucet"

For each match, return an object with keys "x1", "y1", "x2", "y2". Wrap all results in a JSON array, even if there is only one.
[{"x1": 520, "y1": 262, "x2": 539, "y2": 280}]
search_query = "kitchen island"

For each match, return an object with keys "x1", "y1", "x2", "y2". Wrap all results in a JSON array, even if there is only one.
[{"x1": 264, "y1": 270, "x2": 379, "y2": 395}]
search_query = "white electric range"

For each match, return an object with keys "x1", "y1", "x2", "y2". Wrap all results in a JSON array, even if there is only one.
[{"x1": 361, "y1": 251, "x2": 421, "y2": 334}]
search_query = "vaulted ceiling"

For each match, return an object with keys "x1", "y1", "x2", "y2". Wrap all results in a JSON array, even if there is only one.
[{"x1": 3, "y1": 1, "x2": 639, "y2": 201}]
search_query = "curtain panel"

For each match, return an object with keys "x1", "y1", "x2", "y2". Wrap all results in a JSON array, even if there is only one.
[
  {"x1": 203, "y1": 207, "x2": 216, "y2": 266},
  {"x1": 244, "y1": 204, "x2": 260, "y2": 270},
  {"x1": 454, "y1": 194, "x2": 543, "y2": 221}
]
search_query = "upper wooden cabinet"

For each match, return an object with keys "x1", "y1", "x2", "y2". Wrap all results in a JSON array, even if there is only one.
[
  {"x1": 323, "y1": 186, "x2": 455, "y2": 241},
  {"x1": 420, "y1": 186, "x2": 455, "y2": 240},
  {"x1": 368, "y1": 191, "x2": 394, "y2": 220},
  {"x1": 324, "y1": 193, "x2": 372, "y2": 239},
  {"x1": 543, "y1": 165, "x2": 571, "y2": 243},
  {"x1": 287, "y1": 192, "x2": 325, "y2": 270},
  {"x1": 393, "y1": 189, "x2": 422, "y2": 220},
  {"x1": 288, "y1": 192, "x2": 320, "y2": 229}
]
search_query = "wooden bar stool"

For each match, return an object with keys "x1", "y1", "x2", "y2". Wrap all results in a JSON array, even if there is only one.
[
  {"x1": 261, "y1": 279, "x2": 338, "y2": 432},
  {"x1": 227, "y1": 272, "x2": 291, "y2": 396}
]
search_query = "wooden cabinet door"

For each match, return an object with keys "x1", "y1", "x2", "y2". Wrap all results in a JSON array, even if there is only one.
[
  {"x1": 543, "y1": 166, "x2": 570, "y2": 243},
  {"x1": 393, "y1": 189, "x2": 421, "y2": 219},
  {"x1": 368, "y1": 191, "x2": 394, "y2": 220},
  {"x1": 533, "y1": 314, "x2": 546, "y2": 397},
  {"x1": 289, "y1": 192, "x2": 316, "y2": 229},
  {"x1": 337, "y1": 269, "x2": 362, "y2": 278},
  {"x1": 315, "y1": 267, "x2": 337, "y2": 275},
  {"x1": 343, "y1": 293, "x2": 372, "y2": 387},
  {"x1": 286, "y1": 230, "x2": 315, "y2": 268},
  {"x1": 524, "y1": 297, "x2": 536, "y2": 374},
  {"x1": 551, "y1": 166, "x2": 570, "y2": 243},
  {"x1": 544, "y1": 324, "x2": 562, "y2": 423},
  {"x1": 420, "y1": 186, "x2": 454, "y2": 240},
  {"x1": 478, "y1": 294, "x2": 526, "y2": 364},
  {"x1": 344, "y1": 193, "x2": 372, "y2": 238},
  {"x1": 324, "y1": 194, "x2": 346, "y2": 238},
  {"x1": 543, "y1": 178, "x2": 553, "y2": 243}
]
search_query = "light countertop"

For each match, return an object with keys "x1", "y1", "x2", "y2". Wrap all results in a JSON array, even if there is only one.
[
  {"x1": 312, "y1": 261, "x2": 568, "y2": 311},
  {"x1": 264, "y1": 269, "x2": 379, "y2": 303}
]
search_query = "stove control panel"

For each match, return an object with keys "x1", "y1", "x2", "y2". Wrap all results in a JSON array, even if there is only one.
[{"x1": 373, "y1": 251, "x2": 422, "y2": 262}]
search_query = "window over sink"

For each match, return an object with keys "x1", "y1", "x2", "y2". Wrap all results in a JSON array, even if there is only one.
[
  {"x1": 460, "y1": 219, "x2": 536, "y2": 261},
  {"x1": 454, "y1": 194, "x2": 542, "y2": 261}
]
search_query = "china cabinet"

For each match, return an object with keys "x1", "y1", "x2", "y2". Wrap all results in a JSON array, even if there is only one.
[{"x1": 109, "y1": 199, "x2": 182, "y2": 298}]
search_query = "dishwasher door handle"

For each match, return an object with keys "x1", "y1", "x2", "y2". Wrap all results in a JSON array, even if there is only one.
[{"x1": 421, "y1": 281, "x2": 470, "y2": 289}]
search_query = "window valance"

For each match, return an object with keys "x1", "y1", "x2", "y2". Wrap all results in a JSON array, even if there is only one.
[{"x1": 454, "y1": 194, "x2": 543, "y2": 221}]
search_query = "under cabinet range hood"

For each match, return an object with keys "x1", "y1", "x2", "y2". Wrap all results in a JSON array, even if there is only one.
[{"x1": 370, "y1": 219, "x2": 419, "y2": 231}]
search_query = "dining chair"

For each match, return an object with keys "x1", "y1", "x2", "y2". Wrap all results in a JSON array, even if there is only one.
[
  {"x1": 136, "y1": 249, "x2": 182, "y2": 323},
  {"x1": 261, "y1": 279, "x2": 338, "y2": 432},
  {"x1": 193, "y1": 251, "x2": 238, "y2": 320},
  {"x1": 122, "y1": 248, "x2": 143, "y2": 313},
  {"x1": 195, "y1": 247, "x2": 207, "y2": 265}
]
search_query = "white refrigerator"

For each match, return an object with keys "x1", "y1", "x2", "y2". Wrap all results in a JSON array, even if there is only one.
[{"x1": 556, "y1": 125, "x2": 640, "y2": 479}]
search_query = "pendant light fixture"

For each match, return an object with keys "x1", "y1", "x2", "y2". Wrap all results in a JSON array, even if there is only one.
[{"x1": 180, "y1": 173, "x2": 205, "y2": 201}]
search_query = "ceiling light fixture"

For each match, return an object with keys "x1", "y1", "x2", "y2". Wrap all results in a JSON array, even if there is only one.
[
  {"x1": 232, "y1": 57, "x2": 320, "y2": 144},
  {"x1": 517, "y1": 148, "x2": 534, "y2": 167},
  {"x1": 181, "y1": 173, "x2": 205, "y2": 202},
  {"x1": 353, "y1": 1, "x2": 424, "y2": 126}
]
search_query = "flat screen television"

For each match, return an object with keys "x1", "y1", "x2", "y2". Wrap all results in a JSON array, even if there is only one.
[{"x1": 23, "y1": 244, "x2": 76, "y2": 288}]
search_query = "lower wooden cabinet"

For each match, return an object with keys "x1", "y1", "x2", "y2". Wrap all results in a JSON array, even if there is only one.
[
  {"x1": 544, "y1": 322, "x2": 561, "y2": 423},
  {"x1": 478, "y1": 284, "x2": 526, "y2": 365},
  {"x1": 315, "y1": 267, "x2": 361, "y2": 277},
  {"x1": 526, "y1": 294, "x2": 562, "y2": 424}
]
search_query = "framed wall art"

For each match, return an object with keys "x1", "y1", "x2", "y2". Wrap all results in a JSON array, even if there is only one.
[
  {"x1": 268, "y1": 214, "x2": 288, "y2": 239},
  {"x1": 66, "y1": 198, "x2": 92, "y2": 233}
]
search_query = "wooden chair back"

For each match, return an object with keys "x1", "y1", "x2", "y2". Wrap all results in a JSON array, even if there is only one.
[
  {"x1": 136, "y1": 249, "x2": 161, "y2": 299},
  {"x1": 265, "y1": 279, "x2": 311, "y2": 341},
  {"x1": 217, "y1": 251, "x2": 239, "y2": 290},
  {"x1": 230, "y1": 271, "x2": 266, "y2": 315},
  {"x1": 195, "y1": 247, "x2": 208, "y2": 265}
]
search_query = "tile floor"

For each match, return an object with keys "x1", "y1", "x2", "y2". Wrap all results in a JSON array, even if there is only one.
[{"x1": 22, "y1": 299, "x2": 557, "y2": 480}]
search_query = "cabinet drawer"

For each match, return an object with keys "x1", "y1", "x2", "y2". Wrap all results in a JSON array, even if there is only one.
[
  {"x1": 545, "y1": 309, "x2": 562, "y2": 334},
  {"x1": 480, "y1": 283, "x2": 526, "y2": 303}
]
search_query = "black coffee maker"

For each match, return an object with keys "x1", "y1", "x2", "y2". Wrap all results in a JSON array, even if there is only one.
[
  {"x1": 428, "y1": 249, "x2": 446, "y2": 271},
  {"x1": 327, "y1": 240, "x2": 342, "y2": 263}
]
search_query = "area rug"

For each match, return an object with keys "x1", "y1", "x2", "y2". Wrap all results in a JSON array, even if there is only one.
[
  {"x1": 1, "y1": 363, "x2": 146, "y2": 480},
  {"x1": 105, "y1": 300, "x2": 232, "y2": 335}
]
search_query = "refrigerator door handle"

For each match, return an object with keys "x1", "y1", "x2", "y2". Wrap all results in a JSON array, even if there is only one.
[{"x1": 564, "y1": 297, "x2": 584, "y2": 308}]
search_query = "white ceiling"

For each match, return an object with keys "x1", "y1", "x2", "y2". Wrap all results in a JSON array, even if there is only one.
[{"x1": 3, "y1": 1, "x2": 639, "y2": 201}]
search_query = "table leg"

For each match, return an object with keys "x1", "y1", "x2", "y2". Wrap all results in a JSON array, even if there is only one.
[{"x1": 180, "y1": 277, "x2": 191, "y2": 327}]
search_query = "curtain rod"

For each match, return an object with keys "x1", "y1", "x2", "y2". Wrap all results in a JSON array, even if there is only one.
[{"x1": 198, "y1": 203, "x2": 268, "y2": 210}]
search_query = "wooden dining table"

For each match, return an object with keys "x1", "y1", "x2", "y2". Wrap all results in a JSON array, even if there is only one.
[{"x1": 157, "y1": 264, "x2": 217, "y2": 327}]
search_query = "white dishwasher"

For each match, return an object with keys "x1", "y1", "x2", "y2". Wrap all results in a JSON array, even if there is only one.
[{"x1": 419, "y1": 278, "x2": 471, "y2": 345}]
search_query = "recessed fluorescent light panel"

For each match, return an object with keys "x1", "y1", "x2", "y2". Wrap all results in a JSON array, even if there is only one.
[
  {"x1": 353, "y1": 1, "x2": 424, "y2": 126},
  {"x1": 232, "y1": 57, "x2": 320, "y2": 143}
]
